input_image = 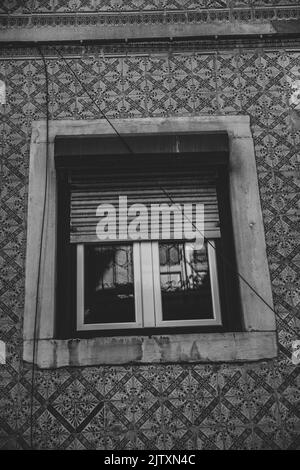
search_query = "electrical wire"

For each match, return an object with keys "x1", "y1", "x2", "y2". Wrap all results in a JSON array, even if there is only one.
[
  {"x1": 53, "y1": 46, "x2": 299, "y2": 340},
  {"x1": 29, "y1": 44, "x2": 50, "y2": 450},
  {"x1": 53, "y1": 47, "x2": 134, "y2": 155}
]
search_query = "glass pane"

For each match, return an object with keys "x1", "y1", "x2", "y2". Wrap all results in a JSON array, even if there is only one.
[
  {"x1": 159, "y1": 241, "x2": 214, "y2": 321},
  {"x1": 84, "y1": 244, "x2": 135, "y2": 324}
]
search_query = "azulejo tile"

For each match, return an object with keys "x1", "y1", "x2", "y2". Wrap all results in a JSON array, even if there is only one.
[
  {"x1": 250, "y1": 397, "x2": 280, "y2": 430},
  {"x1": 218, "y1": 365, "x2": 247, "y2": 396},
  {"x1": 80, "y1": 430, "x2": 107, "y2": 450},
  {"x1": 51, "y1": 378, "x2": 101, "y2": 431},
  {"x1": 62, "y1": 436, "x2": 88, "y2": 450},
  {"x1": 161, "y1": 399, "x2": 195, "y2": 429},
  {"x1": 109, "y1": 378, "x2": 158, "y2": 424},
  {"x1": 138, "y1": 364, "x2": 189, "y2": 396},
  {"x1": 246, "y1": 363, "x2": 276, "y2": 393},
  {"x1": 25, "y1": 409, "x2": 70, "y2": 450},
  {"x1": 251, "y1": 425, "x2": 284, "y2": 450},
  {"x1": 280, "y1": 416, "x2": 300, "y2": 449},
  {"x1": 99, "y1": 366, "x2": 133, "y2": 399},
  {"x1": 0, "y1": 45, "x2": 300, "y2": 449},
  {"x1": 220, "y1": 395, "x2": 251, "y2": 428},
  {"x1": 195, "y1": 425, "x2": 225, "y2": 450},
  {"x1": 273, "y1": 265, "x2": 300, "y2": 308},
  {"x1": 166, "y1": 375, "x2": 218, "y2": 427},
  {"x1": 30, "y1": 369, "x2": 72, "y2": 401},
  {"x1": 0, "y1": 392, "x2": 19, "y2": 433},
  {"x1": 223, "y1": 425, "x2": 253, "y2": 450},
  {"x1": 194, "y1": 93, "x2": 218, "y2": 114},
  {"x1": 0, "y1": 435, "x2": 19, "y2": 450}
]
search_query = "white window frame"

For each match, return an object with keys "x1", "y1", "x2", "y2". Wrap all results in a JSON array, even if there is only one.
[
  {"x1": 76, "y1": 243, "x2": 143, "y2": 330},
  {"x1": 76, "y1": 240, "x2": 222, "y2": 331},
  {"x1": 153, "y1": 240, "x2": 221, "y2": 328},
  {"x1": 24, "y1": 116, "x2": 277, "y2": 368}
]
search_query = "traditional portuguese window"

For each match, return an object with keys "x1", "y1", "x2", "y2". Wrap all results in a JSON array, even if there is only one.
[
  {"x1": 24, "y1": 117, "x2": 277, "y2": 367},
  {"x1": 54, "y1": 134, "x2": 241, "y2": 337}
]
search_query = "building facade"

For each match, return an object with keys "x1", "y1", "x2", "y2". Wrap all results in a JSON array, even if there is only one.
[{"x1": 0, "y1": 0, "x2": 299, "y2": 450}]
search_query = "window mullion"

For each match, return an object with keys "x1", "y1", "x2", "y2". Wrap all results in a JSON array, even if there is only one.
[
  {"x1": 133, "y1": 243, "x2": 143, "y2": 327},
  {"x1": 151, "y1": 242, "x2": 163, "y2": 327},
  {"x1": 139, "y1": 242, "x2": 156, "y2": 327}
]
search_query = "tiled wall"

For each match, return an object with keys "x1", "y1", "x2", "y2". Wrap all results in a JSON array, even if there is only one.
[
  {"x1": 1, "y1": 1, "x2": 299, "y2": 14},
  {"x1": 0, "y1": 0, "x2": 297, "y2": 14},
  {"x1": 0, "y1": 45, "x2": 299, "y2": 449}
]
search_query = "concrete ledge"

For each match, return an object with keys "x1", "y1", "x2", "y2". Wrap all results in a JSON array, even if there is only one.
[
  {"x1": 0, "y1": 21, "x2": 277, "y2": 43},
  {"x1": 24, "y1": 331, "x2": 278, "y2": 369}
]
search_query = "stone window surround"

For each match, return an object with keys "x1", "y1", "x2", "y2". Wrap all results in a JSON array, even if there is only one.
[{"x1": 23, "y1": 116, "x2": 277, "y2": 369}]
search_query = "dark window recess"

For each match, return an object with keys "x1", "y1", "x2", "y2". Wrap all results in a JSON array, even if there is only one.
[
  {"x1": 84, "y1": 244, "x2": 135, "y2": 325},
  {"x1": 159, "y1": 241, "x2": 214, "y2": 321},
  {"x1": 55, "y1": 133, "x2": 241, "y2": 338}
]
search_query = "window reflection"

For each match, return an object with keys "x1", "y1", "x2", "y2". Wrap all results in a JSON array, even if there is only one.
[
  {"x1": 84, "y1": 244, "x2": 135, "y2": 324},
  {"x1": 159, "y1": 242, "x2": 214, "y2": 321}
]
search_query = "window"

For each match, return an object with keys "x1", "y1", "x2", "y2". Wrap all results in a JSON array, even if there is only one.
[
  {"x1": 76, "y1": 240, "x2": 221, "y2": 331},
  {"x1": 78, "y1": 244, "x2": 136, "y2": 330},
  {"x1": 55, "y1": 136, "x2": 240, "y2": 337},
  {"x1": 158, "y1": 241, "x2": 221, "y2": 326},
  {"x1": 24, "y1": 117, "x2": 277, "y2": 367}
]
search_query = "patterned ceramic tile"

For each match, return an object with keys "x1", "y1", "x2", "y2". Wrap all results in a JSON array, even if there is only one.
[
  {"x1": 194, "y1": 425, "x2": 225, "y2": 450},
  {"x1": 50, "y1": 378, "x2": 102, "y2": 431},
  {"x1": 222, "y1": 425, "x2": 253, "y2": 450},
  {"x1": 1, "y1": 0, "x2": 300, "y2": 19},
  {"x1": 0, "y1": 42, "x2": 300, "y2": 449},
  {"x1": 251, "y1": 425, "x2": 284, "y2": 450},
  {"x1": 23, "y1": 409, "x2": 70, "y2": 450}
]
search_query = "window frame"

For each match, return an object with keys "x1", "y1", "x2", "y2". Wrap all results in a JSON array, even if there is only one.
[
  {"x1": 153, "y1": 240, "x2": 222, "y2": 328},
  {"x1": 76, "y1": 242, "x2": 143, "y2": 331},
  {"x1": 23, "y1": 116, "x2": 277, "y2": 368},
  {"x1": 76, "y1": 240, "x2": 222, "y2": 331}
]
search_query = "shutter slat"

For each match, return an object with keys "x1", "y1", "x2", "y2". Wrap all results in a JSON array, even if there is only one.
[{"x1": 70, "y1": 168, "x2": 220, "y2": 243}]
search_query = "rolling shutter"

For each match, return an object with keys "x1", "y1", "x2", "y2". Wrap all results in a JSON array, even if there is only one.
[
  {"x1": 55, "y1": 133, "x2": 229, "y2": 244},
  {"x1": 69, "y1": 166, "x2": 220, "y2": 243}
]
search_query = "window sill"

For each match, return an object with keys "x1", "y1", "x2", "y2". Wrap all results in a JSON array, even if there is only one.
[{"x1": 23, "y1": 331, "x2": 277, "y2": 368}]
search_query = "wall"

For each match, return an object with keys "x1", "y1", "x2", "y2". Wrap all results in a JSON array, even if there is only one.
[
  {"x1": 1, "y1": 0, "x2": 300, "y2": 41},
  {"x1": 0, "y1": 0, "x2": 300, "y2": 451}
]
